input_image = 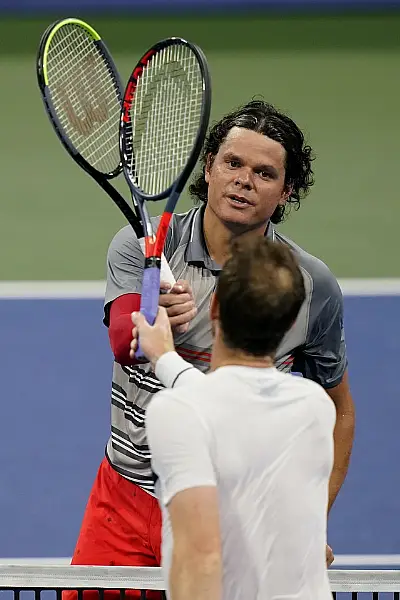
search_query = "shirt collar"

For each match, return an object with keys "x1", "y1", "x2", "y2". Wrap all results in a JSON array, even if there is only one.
[{"x1": 185, "y1": 204, "x2": 276, "y2": 272}]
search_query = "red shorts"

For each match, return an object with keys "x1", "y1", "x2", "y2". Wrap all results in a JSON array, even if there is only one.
[{"x1": 64, "y1": 457, "x2": 162, "y2": 600}]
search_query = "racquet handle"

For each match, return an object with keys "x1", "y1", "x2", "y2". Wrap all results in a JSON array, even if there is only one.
[
  {"x1": 138, "y1": 239, "x2": 176, "y2": 287},
  {"x1": 135, "y1": 266, "x2": 161, "y2": 359}
]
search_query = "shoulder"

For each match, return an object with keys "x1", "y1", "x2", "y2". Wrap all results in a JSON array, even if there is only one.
[
  {"x1": 105, "y1": 226, "x2": 142, "y2": 269},
  {"x1": 287, "y1": 371, "x2": 330, "y2": 398},
  {"x1": 107, "y1": 215, "x2": 163, "y2": 261},
  {"x1": 108, "y1": 224, "x2": 139, "y2": 252},
  {"x1": 107, "y1": 208, "x2": 168, "y2": 251},
  {"x1": 275, "y1": 231, "x2": 342, "y2": 303},
  {"x1": 170, "y1": 206, "x2": 199, "y2": 230},
  {"x1": 284, "y1": 373, "x2": 336, "y2": 426},
  {"x1": 108, "y1": 207, "x2": 197, "y2": 254},
  {"x1": 166, "y1": 207, "x2": 200, "y2": 254}
]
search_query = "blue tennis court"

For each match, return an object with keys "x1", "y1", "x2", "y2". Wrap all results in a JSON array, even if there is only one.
[{"x1": 0, "y1": 291, "x2": 398, "y2": 560}]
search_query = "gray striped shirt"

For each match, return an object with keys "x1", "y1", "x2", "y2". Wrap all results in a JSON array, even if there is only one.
[{"x1": 103, "y1": 206, "x2": 347, "y2": 493}]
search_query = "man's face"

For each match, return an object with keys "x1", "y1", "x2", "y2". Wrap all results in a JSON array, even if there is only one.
[{"x1": 205, "y1": 126, "x2": 290, "y2": 231}]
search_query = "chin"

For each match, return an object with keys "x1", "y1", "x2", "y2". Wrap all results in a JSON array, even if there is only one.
[
  {"x1": 219, "y1": 207, "x2": 258, "y2": 230},
  {"x1": 222, "y1": 217, "x2": 257, "y2": 236}
]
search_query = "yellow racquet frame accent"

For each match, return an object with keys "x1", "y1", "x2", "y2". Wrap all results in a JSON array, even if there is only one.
[{"x1": 42, "y1": 18, "x2": 101, "y2": 85}]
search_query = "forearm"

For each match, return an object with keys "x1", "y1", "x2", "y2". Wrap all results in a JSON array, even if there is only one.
[
  {"x1": 328, "y1": 408, "x2": 355, "y2": 512},
  {"x1": 169, "y1": 552, "x2": 222, "y2": 600}
]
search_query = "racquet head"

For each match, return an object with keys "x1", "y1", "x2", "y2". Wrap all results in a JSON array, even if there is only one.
[
  {"x1": 119, "y1": 37, "x2": 211, "y2": 202},
  {"x1": 37, "y1": 17, "x2": 123, "y2": 180},
  {"x1": 119, "y1": 38, "x2": 211, "y2": 356}
]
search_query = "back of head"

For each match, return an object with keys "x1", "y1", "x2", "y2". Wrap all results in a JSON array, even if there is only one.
[{"x1": 216, "y1": 237, "x2": 305, "y2": 357}]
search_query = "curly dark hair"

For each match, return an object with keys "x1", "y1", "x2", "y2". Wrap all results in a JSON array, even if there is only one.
[{"x1": 189, "y1": 99, "x2": 315, "y2": 224}]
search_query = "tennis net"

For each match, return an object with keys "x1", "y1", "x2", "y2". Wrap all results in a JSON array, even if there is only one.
[{"x1": 0, "y1": 566, "x2": 399, "y2": 598}]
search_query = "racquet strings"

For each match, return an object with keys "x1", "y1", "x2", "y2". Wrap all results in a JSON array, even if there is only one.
[{"x1": 126, "y1": 44, "x2": 204, "y2": 196}]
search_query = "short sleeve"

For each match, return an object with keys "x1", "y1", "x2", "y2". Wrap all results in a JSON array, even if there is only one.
[
  {"x1": 103, "y1": 215, "x2": 176, "y2": 326},
  {"x1": 103, "y1": 226, "x2": 145, "y2": 325},
  {"x1": 293, "y1": 268, "x2": 347, "y2": 389},
  {"x1": 146, "y1": 392, "x2": 217, "y2": 505}
]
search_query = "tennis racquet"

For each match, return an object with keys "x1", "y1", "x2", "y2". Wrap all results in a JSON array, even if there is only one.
[
  {"x1": 119, "y1": 37, "x2": 211, "y2": 357},
  {"x1": 36, "y1": 18, "x2": 175, "y2": 284}
]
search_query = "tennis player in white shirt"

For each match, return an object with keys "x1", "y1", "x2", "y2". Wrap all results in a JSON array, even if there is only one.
[{"x1": 130, "y1": 236, "x2": 336, "y2": 600}]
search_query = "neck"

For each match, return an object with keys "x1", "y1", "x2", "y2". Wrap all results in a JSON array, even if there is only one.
[
  {"x1": 210, "y1": 335, "x2": 275, "y2": 372},
  {"x1": 203, "y1": 204, "x2": 268, "y2": 266}
]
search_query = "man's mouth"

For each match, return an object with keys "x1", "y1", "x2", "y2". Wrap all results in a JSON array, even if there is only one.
[{"x1": 228, "y1": 194, "x2": 252, "y2": 206}]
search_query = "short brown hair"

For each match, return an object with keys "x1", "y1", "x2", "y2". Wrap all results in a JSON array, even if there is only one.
[{"x1": 215, "y1": 237, "x2": 305, "y2": 357}]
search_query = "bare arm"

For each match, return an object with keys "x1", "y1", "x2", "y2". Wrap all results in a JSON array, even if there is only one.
[
  {"x1": 168, "y1": 487, "x2": 222, "y2": 600},
  {"x1": 325, "y1": 369, "x2": 355, "y2": 512},
  {"x1": 146, "y1": 391, "x2": 222, "y2": 600}
]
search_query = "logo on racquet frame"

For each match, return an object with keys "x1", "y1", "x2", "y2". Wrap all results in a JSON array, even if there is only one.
[{"x1": 122, "y1": 49, "x2": 157, "y2": 123}]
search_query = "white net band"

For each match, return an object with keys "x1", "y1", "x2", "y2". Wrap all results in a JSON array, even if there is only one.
[{"x1": 0, "y1": 566, "x2": 400, "y2": 593}]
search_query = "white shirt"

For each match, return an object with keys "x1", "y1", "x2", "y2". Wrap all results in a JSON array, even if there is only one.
[{"x1": 146, "y1": 352, "x2": 336, "y2": 600}]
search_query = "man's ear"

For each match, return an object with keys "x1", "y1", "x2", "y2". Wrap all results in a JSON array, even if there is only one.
[
  {"x1": 209, "y1": 291, "x2": 219, "y2": 321},
  {"x1": 279, "y1": 185, "x2": 292, "y2": 206},
  {"x1": 205, "y1": 153, "x2": 214, "y2": 184}
]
